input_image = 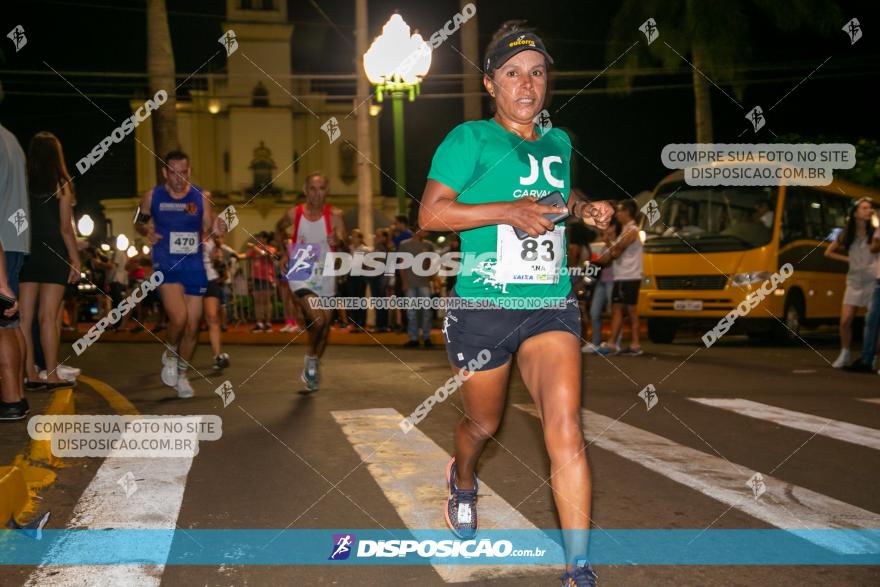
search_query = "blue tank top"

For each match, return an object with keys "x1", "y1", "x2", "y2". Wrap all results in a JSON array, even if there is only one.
[{"x1": 150, "y1": 184, "x2": 206, "y2": 276}]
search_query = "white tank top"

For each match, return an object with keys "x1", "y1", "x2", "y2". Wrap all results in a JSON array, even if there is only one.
[
  {"x1": 612, "y1": 221, "x2": 643, "y2": 281},
  {"x1": 295, "y1": 214, "x2": 330, "y2": 248},
  {"x1": 289, "y1": 211, "x2": 336, "y2": 296}
]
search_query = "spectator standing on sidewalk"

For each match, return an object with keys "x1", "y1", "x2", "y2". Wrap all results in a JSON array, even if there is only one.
[
  {"x1": 583, "y1": 221, "x2": 620, "y2": 353},
  {"x1": 596, "y1": 200, "x2": 643, "y2": 356},
  {"x1": 108, "y1": 244, "x2": 129, "y2": 331},
  {"x1": 845, "y1": 217, "x2": 880, "y2": 374},
  {"x1": 0, "y1": 122, "x2": 29, "y2": 420},
  {"x1": 399, "y1": 228, "x2": 435, "y2": 348},
  {"x1": 18, "y1": 132, "x2": 81, "y2": 390},
  {"x1": 246, "y1": 232, "x2": 276, "y2": 333},
  {"x1": 369, "y1": 227, "x2": 393, "y2": 332},
  {"x1": 345, "y1": 228, "x2": 370, "y2": 331},
  {"x1": 391, "y1": 215, "x2": 413, "y2": 333},
  {"x1": 825, "y1": 198, "x2": 877, "y2": 368}
]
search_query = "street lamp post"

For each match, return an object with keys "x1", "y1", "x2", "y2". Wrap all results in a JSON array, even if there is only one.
[{"x1": 363, "y1": 14, "x2": 432, "y2": 216}]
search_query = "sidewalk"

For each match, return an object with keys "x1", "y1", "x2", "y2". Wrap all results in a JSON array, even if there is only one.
[{"x1": 0, "y1": 387, "x2": 75, "y2": 528}]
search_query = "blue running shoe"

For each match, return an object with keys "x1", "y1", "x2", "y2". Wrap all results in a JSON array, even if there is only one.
[
  {"x1": 561, "y1": 562, "x2": 598, "y2": 586},
  {"x1": 445, "y1": 458, "x2": 478, "y2": 539},
  {"x1": 594, "y1": 343, "x2": 618, "y2": 356}
]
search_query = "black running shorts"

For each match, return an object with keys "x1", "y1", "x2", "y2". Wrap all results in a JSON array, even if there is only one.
[
  {"x1": 442, "y1": 291, "x2": 581, "y2": 372},
  {"x1": 611, "y1": 279, "x2": 641, "y2": 305}
]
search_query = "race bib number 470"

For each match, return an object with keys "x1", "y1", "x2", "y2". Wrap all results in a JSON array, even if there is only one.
[
  {"x1": 496, "y1": 224, "x2": 564, "y2": 284},
  {"x1": 169, "y1": 231, "x2": 199, "y2": 255}
]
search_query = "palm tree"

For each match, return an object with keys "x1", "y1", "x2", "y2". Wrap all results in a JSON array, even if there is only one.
[
  {"x1": 147, "y1": 0, "x2": 179, "y2": 182},
  {"x1": 607, "y1": 1, "x2": 842, "y2": 142}
]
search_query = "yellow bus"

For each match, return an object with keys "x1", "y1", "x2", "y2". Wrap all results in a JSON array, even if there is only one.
[{"x1": 638, "y1": 168, "x2": 880, "y2": 343}]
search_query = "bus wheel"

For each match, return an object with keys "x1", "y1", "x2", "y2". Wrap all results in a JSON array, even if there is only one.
[
  {"x1": 774, "y1": 292, "x2": 805, "y2": 343},
  {"x1": 648, "y1": 318, "x2": 677, "y2": 344}
]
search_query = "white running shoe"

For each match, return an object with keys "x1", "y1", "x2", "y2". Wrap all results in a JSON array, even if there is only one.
[
  {"x1": 831, "y1": 349, "x2": 851, "y2": 369},
  {"x1": 175, "y1": 377, "x2": 194, "y2": 398},
  {"x1": 581, "y1": 343, "x2": 599, "y2": 354},
  {"x1": 161, "y1": 350, "x2": 179, "y2": 387},
  {"x1": 301, "y1": 355, "x2": 319, "y2": 392}
]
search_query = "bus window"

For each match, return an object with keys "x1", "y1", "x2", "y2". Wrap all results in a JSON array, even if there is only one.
[
  {"x1": 782, "y1": 188, "x2": 806, "y2": 243},
  {"x1": 788, "y1": 187, "x2": 825, "y2": 241},
  {"x1": 822, "y1": 194, "x2": 849, "y2": 241}
]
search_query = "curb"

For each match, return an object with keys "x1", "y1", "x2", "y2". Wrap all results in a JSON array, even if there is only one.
[
  {"x1": 0, "y1": 387, "x2": 74, "y2": 526},
  {"x1": 29, "y1": 388, "x2": 76, "y2": 466}
]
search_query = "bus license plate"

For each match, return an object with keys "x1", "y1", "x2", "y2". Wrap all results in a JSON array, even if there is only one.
[{"x1": 674, "y1": 300, "x2": 703, "y2": 311}]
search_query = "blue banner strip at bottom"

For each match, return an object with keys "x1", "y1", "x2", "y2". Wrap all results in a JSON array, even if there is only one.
[{"x1": 1, "y1": 529, "x2": 879, "y2": 565}]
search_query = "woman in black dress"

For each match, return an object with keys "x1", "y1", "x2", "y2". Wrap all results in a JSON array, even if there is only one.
[{"x1": 18, "y1": 132, "x2": 80, "y2": 390}]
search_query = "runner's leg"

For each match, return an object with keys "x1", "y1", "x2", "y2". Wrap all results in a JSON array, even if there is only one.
[
  {"x1": 452, "y1": 361, "x2": 512, "y2": 489},
  {"x1": 160, "y1": 283, "x2": 188, "y2": 351},
  {"x1": 517, "y1": 330, "x2": 591, "y2": 571},
  {"x1": 178, "y1": 295, "x2": 204, "y2": 367},
  {"x1": 294, "y1": 292, "x2": 332, "y2": 358}
]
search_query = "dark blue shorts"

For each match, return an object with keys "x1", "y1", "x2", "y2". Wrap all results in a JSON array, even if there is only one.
[
  {"x1": 442, "y1": 290, "x2": 581, "y2": 372},
  {"x1": 155, "y1": 265, "x2": 207, "y2": 297}
]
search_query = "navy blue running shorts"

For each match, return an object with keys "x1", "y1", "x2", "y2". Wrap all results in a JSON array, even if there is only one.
[{"x1": 442, "y1": 290, "x2": 581, "y2": 372}]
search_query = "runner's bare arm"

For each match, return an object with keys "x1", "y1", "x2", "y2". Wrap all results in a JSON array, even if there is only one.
[
  {"x1": 134, "y1": 189, "x2": 154, "y2": 237},
  {"x1": 275, "y1": 209, "x2": 294, "y2": 262},
  {"x1": 419, "y1": 179, "x2": 560, "y2": 237}
]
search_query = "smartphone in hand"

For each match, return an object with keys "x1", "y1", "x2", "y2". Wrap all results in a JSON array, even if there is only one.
[{"x1": 514, "y1": 191, "x2": 570, "y2": 240}]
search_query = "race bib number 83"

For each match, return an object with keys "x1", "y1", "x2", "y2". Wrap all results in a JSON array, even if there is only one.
[{"x1": 496, "y1": 224, "x2": 564, "y2": 284}]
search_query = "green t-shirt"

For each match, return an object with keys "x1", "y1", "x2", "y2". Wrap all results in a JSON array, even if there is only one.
[{"x1": 427, "y1": 118, "x2": 572, "y2": 305}]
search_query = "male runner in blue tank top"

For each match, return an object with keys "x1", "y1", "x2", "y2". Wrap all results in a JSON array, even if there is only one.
[{"x1": 134, "y1": 151, "x2": 226, "y2": 398}]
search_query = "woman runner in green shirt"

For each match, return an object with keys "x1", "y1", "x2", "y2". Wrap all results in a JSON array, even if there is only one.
[{"x1": 420, "y1": 20, "x2": 614, "y2": 587}]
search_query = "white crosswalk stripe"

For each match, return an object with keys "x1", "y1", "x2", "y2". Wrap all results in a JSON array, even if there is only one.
[
  {"x1": 689, "y1": 398, "x2": 880, "y2": 451},
  {"x1": 859, "y1": 398, "x2": 880, "y2": 406},
  {"x1": 515, "y1": 404, "x2": 880, "y2": 555},
  {"x1": 331, "y1": 407, "x2": 563, "y2": 583},
  {"x1": 24, "y1": 420, "x2": 201, "y2": 586}
]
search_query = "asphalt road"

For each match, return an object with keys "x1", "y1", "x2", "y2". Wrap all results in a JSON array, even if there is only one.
[{"x1": 5, "y1": 330, "x2": 880, "y2": 586}]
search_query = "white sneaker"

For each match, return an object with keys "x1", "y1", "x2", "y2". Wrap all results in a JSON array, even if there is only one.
[
  {"x1": 280, "y1": 324, "x2": 294, "y2": 333},
  {"x1": 175, "y1": 377, "x2": 194, "y2": 398},
  {"x1": 57, "y1": 364, "x2": 81, "y2": 378},
  {"x1": 581, "y1": 343, "x2": 599, "y2": 354},
  {"x1": 161, "y1": 350, "x2": 179, "y2": 387},
  {"x1": 831, "y1": 349, "x2": 851, "y2": 369},
  {"x1": 39, "y1": 369, "x2": 76, "y2": 383}
]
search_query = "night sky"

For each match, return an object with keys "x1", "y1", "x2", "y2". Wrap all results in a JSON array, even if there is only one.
[{"x1": 2, "y1": 0, "x2": 878, "y2": 234}]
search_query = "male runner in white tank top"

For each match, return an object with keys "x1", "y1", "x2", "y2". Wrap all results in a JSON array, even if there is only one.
[{"x1": 275, "y1": 173, "x2": 346, "y2": 392}]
